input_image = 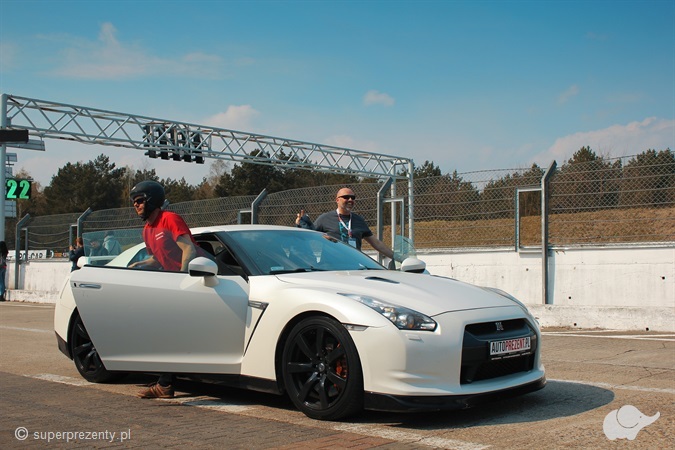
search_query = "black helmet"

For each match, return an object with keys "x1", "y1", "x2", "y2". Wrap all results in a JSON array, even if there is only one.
[{"x1": 130, "y1": 180, "x2": 165, "y2": 220}]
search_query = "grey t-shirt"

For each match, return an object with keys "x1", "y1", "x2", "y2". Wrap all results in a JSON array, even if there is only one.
[{"x1": 311, "y1": 211, "x2": 373, "y2": 250}]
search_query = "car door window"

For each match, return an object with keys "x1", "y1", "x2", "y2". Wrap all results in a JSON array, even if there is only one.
[{"x1": 195, "y1": 233, "x2": 247, "y2": 279}]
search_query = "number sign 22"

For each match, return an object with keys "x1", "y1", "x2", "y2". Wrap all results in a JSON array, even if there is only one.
[{"x1": 6, "y1": 179, "x2": 32, "y2": 200}]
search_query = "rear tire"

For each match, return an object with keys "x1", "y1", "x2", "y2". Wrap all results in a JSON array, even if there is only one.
[
  {"x1": 70, "y1": 315, "x2": 122, "y2": 383},
  {"x1": 282, "y1": 316, "x2": 363, "y2": 420}
]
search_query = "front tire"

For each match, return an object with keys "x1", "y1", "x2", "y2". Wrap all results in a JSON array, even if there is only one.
[
  {"x1": 282, "y1": 316, "x2": 363, "y2": 420},
  {"x1": 70, "y1": 314, "x2": 121, "y2": 383}
]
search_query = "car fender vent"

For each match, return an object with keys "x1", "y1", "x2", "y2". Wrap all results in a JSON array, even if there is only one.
[{"x1": 365, "y1": 276, "x2": 399, "y2": 284}]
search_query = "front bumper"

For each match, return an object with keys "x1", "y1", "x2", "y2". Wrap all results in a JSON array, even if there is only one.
[
  {"x1": 351, "y1": 306, "x2": 544, "y2": 397},
  {"x1": 364, "y1": 375, "x2": 546, "y2": 412},
  {"x1": 56, "y1": 331, "x2": 71, "y2": 359}
]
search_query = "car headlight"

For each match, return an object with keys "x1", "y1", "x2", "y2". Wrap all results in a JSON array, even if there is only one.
[{"x1": 340, "y1": 294, "x2": 437, "y2": 331}]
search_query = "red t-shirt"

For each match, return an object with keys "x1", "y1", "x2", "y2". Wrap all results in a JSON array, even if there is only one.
[{"x1": 143, "y1": 210, "x2": 202, "y2": 272}]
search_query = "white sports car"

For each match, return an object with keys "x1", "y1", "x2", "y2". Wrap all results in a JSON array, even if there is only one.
[{"x1": 55, "y1": 225, "x2": 545, "y2": 420}]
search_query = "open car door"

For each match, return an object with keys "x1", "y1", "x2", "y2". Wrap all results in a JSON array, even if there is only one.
[{"x1": 69, "y1": 263, "x2": 249, "y2": 374}]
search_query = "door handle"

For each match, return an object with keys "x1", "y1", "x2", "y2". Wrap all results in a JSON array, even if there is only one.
[{"x1": 73, "y1": 283, "x2": 102, "y2": 289}]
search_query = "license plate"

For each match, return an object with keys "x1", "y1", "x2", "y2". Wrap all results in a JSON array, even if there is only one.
[{"x1": 490, "y1": 336, "x2": 531, "y2": 356}]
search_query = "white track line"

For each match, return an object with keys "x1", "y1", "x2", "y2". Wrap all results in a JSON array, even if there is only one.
[
  {"x1": 329, "y1": 423, "x2": 488, "y2": 450},
  {"x1": 542, "y1": 332, "x2": 675, "y2": 342},
  {"x1": 31, "y1": 373, "x2": 93, "y2": 386},
  {"x1": 548, "y1": 378, "x2": 675, "y2": 395},
  {"x1": 161, "y1": 396, "x2": 252, "y2": 413},
  {"x1": 0, "y1": 325, "x2": 52, "y2": 334}
]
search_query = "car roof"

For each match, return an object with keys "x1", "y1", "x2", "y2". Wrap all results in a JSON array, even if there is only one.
[{"x1": 190, "y1": 224, "x2": 311, "y2": 234}]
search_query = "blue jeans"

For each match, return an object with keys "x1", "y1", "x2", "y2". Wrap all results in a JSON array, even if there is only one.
[{"x1": 0, "y1": 267, "x2": 6, "y2": 299}]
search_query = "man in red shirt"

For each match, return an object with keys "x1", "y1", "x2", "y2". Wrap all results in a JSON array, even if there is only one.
[
  {"x1": 129, "y1": 180, "x2": 203, "y2": 272},
  {"x1": 128, "y1": 180, "x2": 205, "y2": 398}
]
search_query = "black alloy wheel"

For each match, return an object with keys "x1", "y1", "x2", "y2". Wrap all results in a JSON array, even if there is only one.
[
  {"x1": 282, "y1": 316, "x2": 363, "y2": 420},
  {"x1": 70, "y1": 315, "x2": 121, "y2": 383}
]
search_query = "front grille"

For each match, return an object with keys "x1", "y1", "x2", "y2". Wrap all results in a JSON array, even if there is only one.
[{"x1": 460, "y1": 318, "x2": 537, "y2": 384}]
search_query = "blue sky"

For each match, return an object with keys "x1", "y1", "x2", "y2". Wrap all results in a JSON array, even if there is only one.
[{"x1": 1, "y1": 0, "x2": 674, "y2": 187}]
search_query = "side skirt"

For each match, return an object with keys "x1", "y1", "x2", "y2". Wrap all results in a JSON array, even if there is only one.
[{"x1": 185, "y1": 374, "x2": 283, "y2": 396}]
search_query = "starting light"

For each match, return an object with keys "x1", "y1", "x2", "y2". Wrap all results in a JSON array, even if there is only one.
[{"x1": 143, "y1": 124, "x2": 207, "y2": 164}]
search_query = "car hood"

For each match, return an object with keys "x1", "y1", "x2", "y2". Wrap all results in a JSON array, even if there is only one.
[{"x1": 275, "y1": 270, "x2": 519, "y2": 316}]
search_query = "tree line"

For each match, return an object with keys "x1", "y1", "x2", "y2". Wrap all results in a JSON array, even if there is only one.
[{"x1": 416, "y1": 147, "x2": 674, "y2": 223}]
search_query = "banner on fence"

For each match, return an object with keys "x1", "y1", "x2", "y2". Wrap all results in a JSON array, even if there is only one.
[{"x1": 7, "y1": 250, "x2": 54, "y2": 261}]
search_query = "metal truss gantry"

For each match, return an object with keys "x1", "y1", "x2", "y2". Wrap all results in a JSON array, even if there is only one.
[{"x1": 0, "y1": 94, "x2": 415, "y2": 242}]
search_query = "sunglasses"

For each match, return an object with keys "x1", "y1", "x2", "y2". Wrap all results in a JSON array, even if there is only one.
[
  {"x1": 132, "y1": 197, "x2": 146, "y2": 206},
  {"x1": 338, "y1": 195, "x2": 356, "y2": 200}
]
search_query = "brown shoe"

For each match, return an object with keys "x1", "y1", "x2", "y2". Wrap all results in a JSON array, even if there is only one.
[{"x1": 137, "y1": 383, "x2": 174, "y2": 399}]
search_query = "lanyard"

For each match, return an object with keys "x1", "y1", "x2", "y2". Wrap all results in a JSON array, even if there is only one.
[{"x1": 336, "y1": 210, "x2": 352, "y2": 238}]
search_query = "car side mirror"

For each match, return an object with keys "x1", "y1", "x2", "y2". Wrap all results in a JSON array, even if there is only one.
[
  {"x1": 188, "y1": 257, "x2": 219, "y2": 286},
  {"x1": 77, "y1": 256, "x2": 91, "y2": 268},
  {"x1": 400, "y1": 257, "x2": 426, "y2": 274}
]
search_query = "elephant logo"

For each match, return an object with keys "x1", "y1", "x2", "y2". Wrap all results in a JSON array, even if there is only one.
[{"x1": 603, "y1": 405, "x2": 660, "y2": 441}]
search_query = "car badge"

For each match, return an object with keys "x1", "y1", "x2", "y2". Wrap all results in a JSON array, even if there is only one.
[{"x1": 495, "y1": 321, "x2": 504, "y2": 331}]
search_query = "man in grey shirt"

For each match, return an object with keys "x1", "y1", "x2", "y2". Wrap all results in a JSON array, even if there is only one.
[{"x1": 296, "y1": 187, "x2": 395, "y2": 260}]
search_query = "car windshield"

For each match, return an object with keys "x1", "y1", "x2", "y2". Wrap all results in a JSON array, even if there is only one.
[{"x1": 220, "y1": 229, "x2": 385, "y2": 275}]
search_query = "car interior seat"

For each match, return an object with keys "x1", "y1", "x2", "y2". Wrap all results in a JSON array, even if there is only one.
[{"x1": 198, "y1": 241, "x2": 215, "y2": 256}]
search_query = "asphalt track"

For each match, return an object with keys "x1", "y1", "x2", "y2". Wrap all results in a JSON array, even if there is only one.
[{"x1": 1, "y1": 302, "x2": 673, "y2": 449}]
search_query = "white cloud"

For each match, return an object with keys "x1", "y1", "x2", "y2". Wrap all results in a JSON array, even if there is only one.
[
  {"x1": 363, "y1": 90, "x2": 395, "y2": 107},
  {"x1": 558, "y1": 84, "x2": 580, "y2": 104},
  {"x1": 535, "y1": 117, "x2": 675, "y2": 165},
  {"x1": 204, "y1": 105, "x2": 260, "y2": 131},
  {"x1": 49, "y1": 22, "x2": 224, "y2": 80},
  {"x1": 322, "y1": 134, "x2": 381, "y2": 153}
]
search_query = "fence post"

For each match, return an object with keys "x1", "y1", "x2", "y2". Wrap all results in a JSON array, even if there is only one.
[
  {"x1": 407, "y1": 161, "x2": 415, "y2": 243},
  {"x1": 541, "y1": 160, "x2": 557, "y2": 305},
  {"x1": 76, "y1": 208, "x2": 93, "y2": 237},
  {"x1": 250, "y1": 189, "x2": 268, "y2": 224},
  {"x1": 1, "y1": 93, "x2": 7, "y2": 242},
  {"x1": 376, "y1": 178, "x2": 393, "y2": 247},
  {"x1": 389, "y1": 178, "x2": 397, "y2": 247},
  {"x1": 13, "y1": 213, "x2": 30, "y2": 290}
]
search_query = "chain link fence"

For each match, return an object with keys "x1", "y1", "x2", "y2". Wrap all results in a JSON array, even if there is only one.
[
  {"x1": 12, "y1": 212, "x2": 81, "y2": 256},
  {"x1": 410, "y1": 168, "x2": 546, "y2": 249},
  {"x1": 14, "y1": 152, "x2": 675, "y2": 256},
  {"x1": 549, "y1": 152, "x2": 675, "y2": 245},
  {"x1": 257, "y1": 182, "x2": 382, "y2": 226}
]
